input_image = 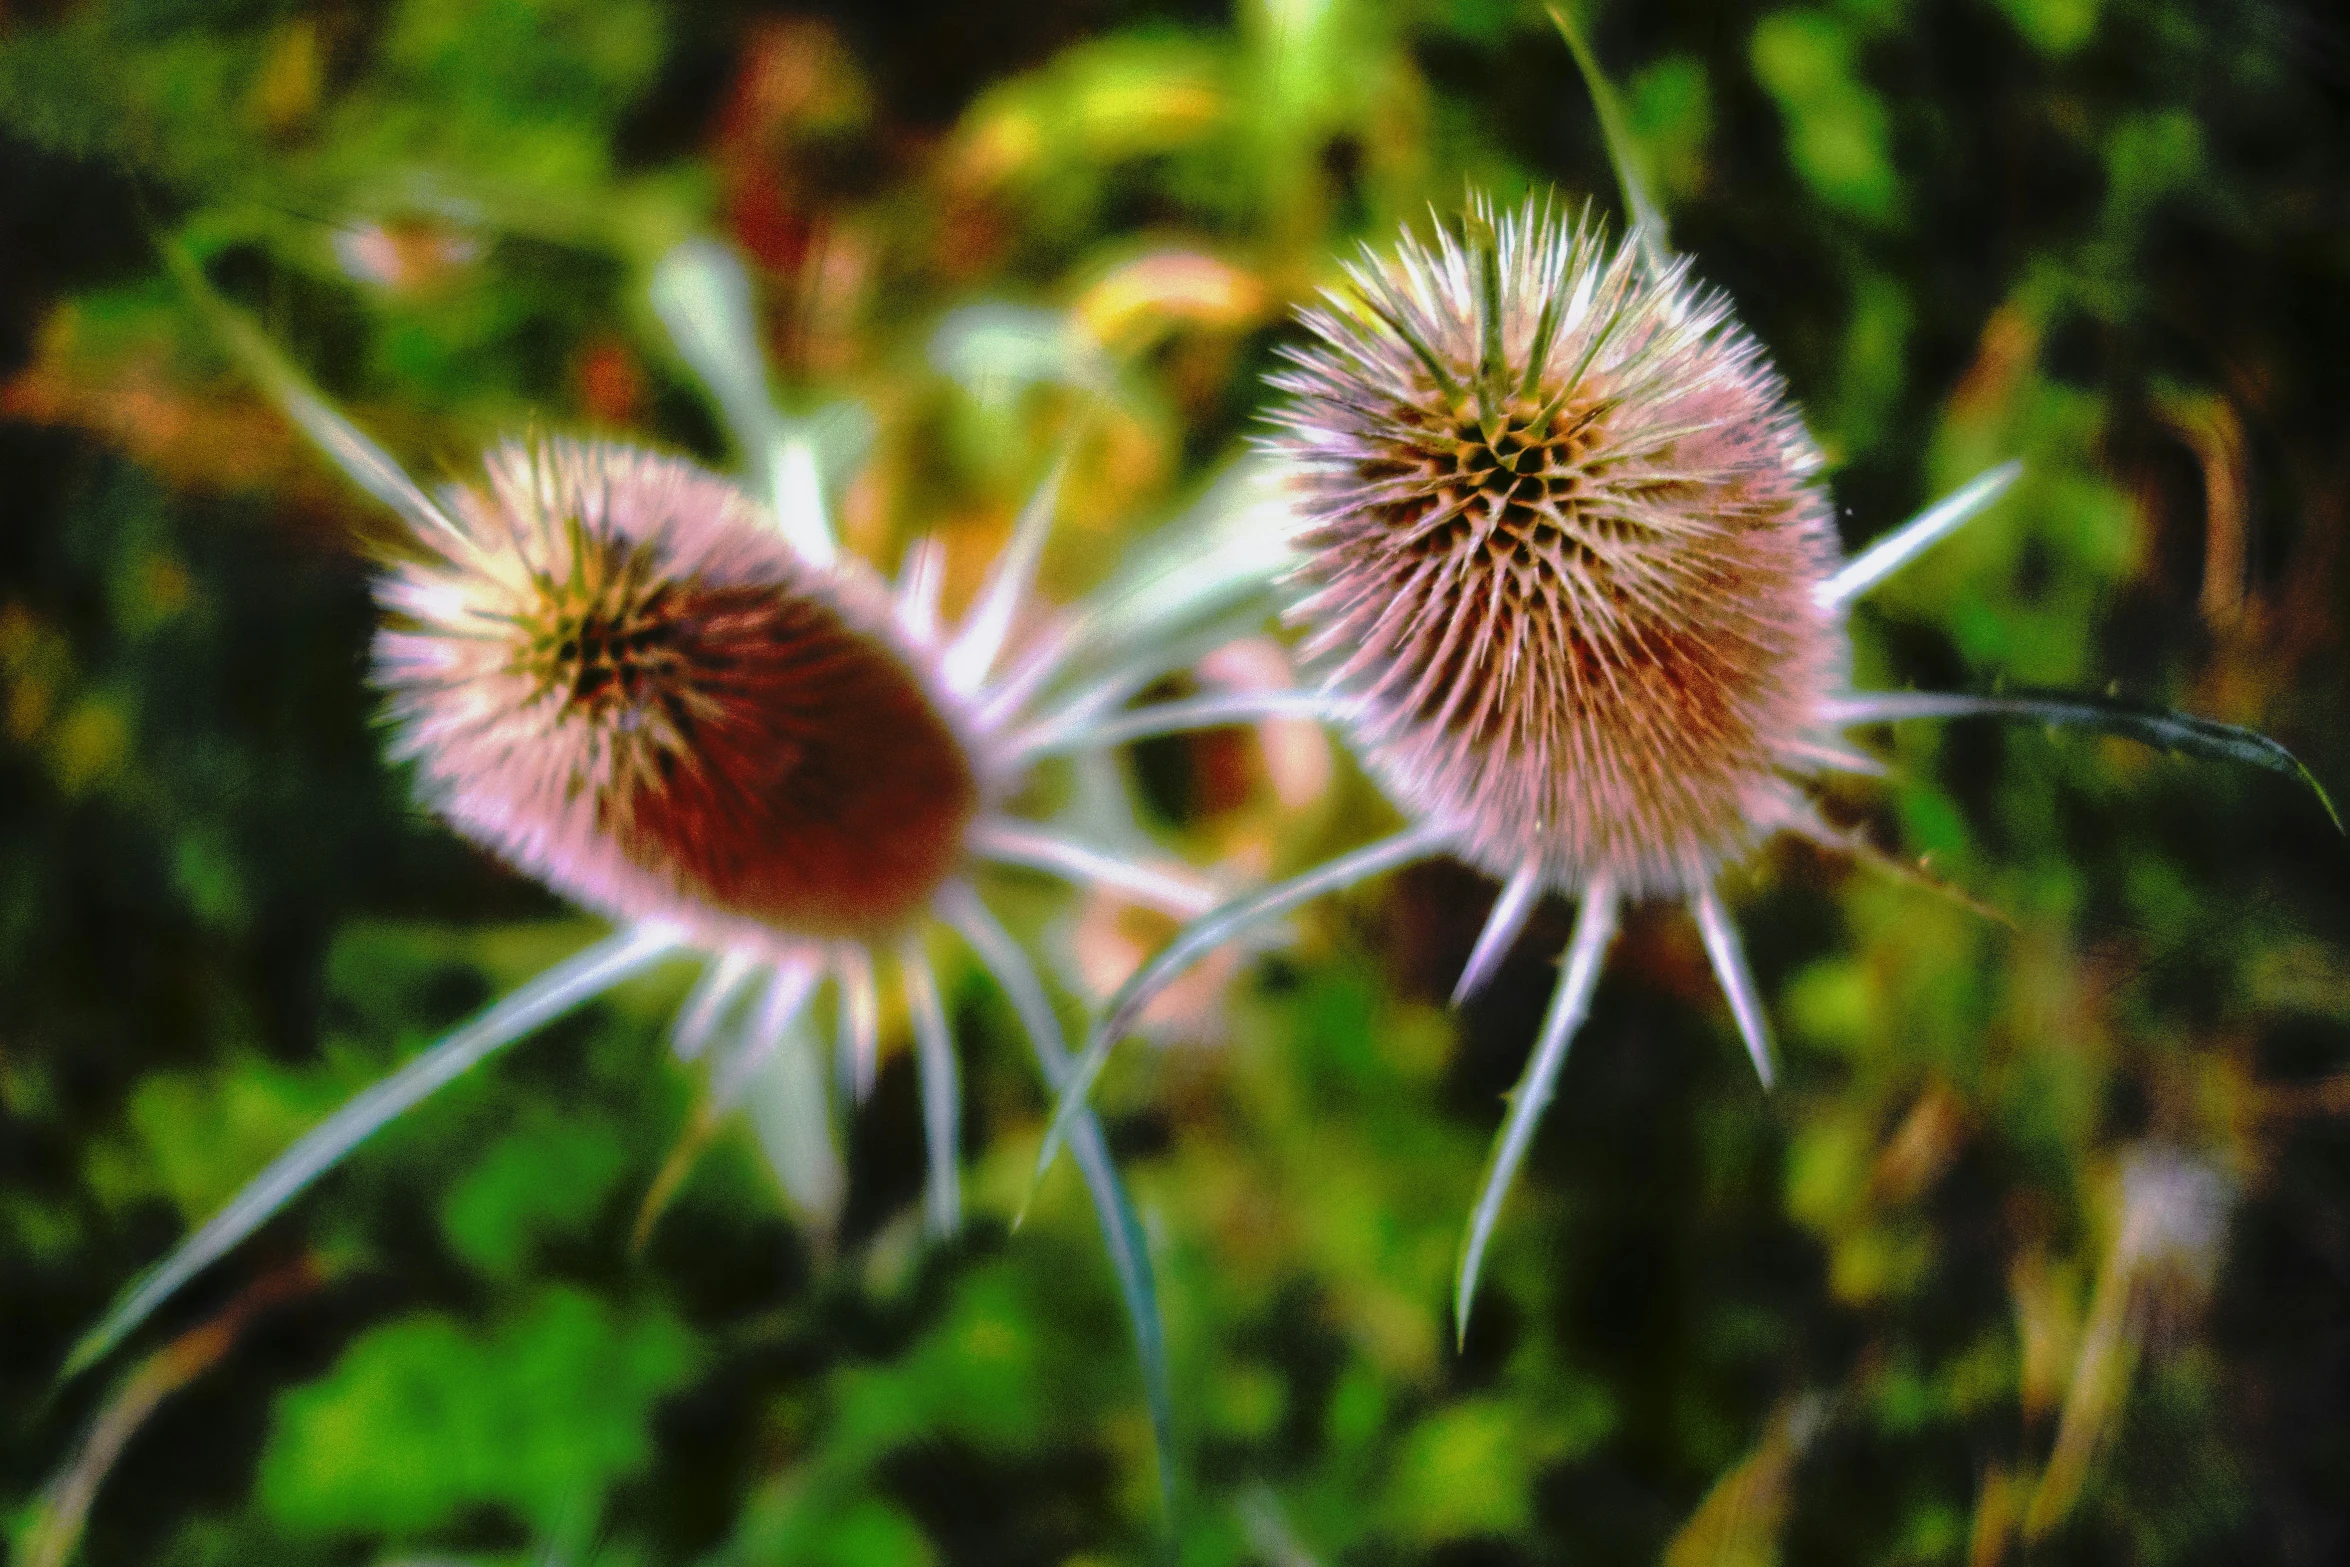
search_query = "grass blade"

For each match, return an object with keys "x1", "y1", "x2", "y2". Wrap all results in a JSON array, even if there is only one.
[{"x1": 27, "y1": 1263, "x2": 315, "y2": 1567}]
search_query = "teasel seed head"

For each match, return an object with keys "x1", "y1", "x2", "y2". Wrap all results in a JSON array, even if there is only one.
[
  {"x1": 375, "y1": 437, "x2": 982, "y2": 947},
  {"x1": 1266, "y1": 197, "x2": 1843, "y2": 897}
]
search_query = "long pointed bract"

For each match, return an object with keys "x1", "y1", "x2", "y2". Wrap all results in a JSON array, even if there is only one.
[
  {"x1": 648, "y1": 240, "x2": 782, "y2": 491},
  {"x1": 770, "y1": 433, "x2": 837, "y2": 567},
  {"x1": 896, "y1": 534, "x2": 947, "y2": 644},
  {"x1": 1012, "y1": 688, "x2": 1350, "y2": 760},
  {"x1": 1692, "y1": 884, "x2": 1775, "y2": 1088},
  {"x1": 646, "y1": 242, "x2": 838, "y2": 566},
  {"x1": 939, "y1": 884, "x2": 1176, "y2": 1515},
  {"x1": 946, "y1": 440, "x2": 1077, "y2": 695},
  {"x1": 1452, "y1": 863, "x2": 1545, "y2": 1006},
  {"x1": 1034, "y1": 822, "x2": 1454, "y2": 1192},
  {"x1": 66, "y1": 924, "x2": 683, "y2": 1378},
  {"x1": 738, "y1": 971, "x2": 846, "y2": 1231},
  {"x1": 163, "y1": 243, "x2": 470, "y2": 553},
  {"x1": 837, "y1": 945, "x2": 882, "y2": 1104},
  {"x1": 670, "y1": 950, "x2": 760, "y2": 1062},
  {"x1": 1548, "y1": 5, "x2": 1670, "y2": 272},
  {"x1": 1455, "y1": 881, "x2": 1618, "y2": 1343},
  {"x1": 1050, "y1": 459, "x2": 1300, "y2": 675},
  {"x1": 970, "y1": 820, "x2": 1220, "y2": 919},
  {"x1": 1825, "y1": 687, "x2": 2341, "y2": 830},
  {"x1": 1817, "y1": 462, "x2": 2021, "y2": 609},
  {"x1": 1009, "y1": 609, "x2": 1282, "y2": 741},
  {"x1": 900, "y1": 938, "x2": 963, "y2": 1237},
  {"x1": 711, "y1": 961, "x2": 821, "y2": 1107}
]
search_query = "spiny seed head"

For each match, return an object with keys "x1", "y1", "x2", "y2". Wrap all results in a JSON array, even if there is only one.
[
  {"x1": 1266, "y1": 198, "x2": 1844, "y2": 897},
  {"x1": 376, "y1": 438, "x2": 980, "y2": 947}
]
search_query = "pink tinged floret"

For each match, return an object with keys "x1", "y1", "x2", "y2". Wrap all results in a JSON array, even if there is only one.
[
  {"x1": 375, "y1": 438, "x2": 979, "y2": 946},
  {"x1": 1266, "y1": 203, "x2": 1846, "y2": 897}
]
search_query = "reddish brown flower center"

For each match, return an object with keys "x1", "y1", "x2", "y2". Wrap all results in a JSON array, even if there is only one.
[
  {"x1": 522, "y1": 530, "x2": 980, "y2": 940},
  {"x1": 381, "y1": 439, "x2": 989, "y2": 948}
]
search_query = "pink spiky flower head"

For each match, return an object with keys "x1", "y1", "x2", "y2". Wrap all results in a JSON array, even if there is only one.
[
  {"x1": 375, "y1": 437, "x2": 982, "y2": 949},
  {"x1": 1050, "y1": 189, "x2": 2321, "y2": 1358},
  {"x1": 1267, "y1": 197, "x2": 1844, "y2": 898},
  {"x1": 90, "y1": 243, "x2": 1292, "y2": 1477}
]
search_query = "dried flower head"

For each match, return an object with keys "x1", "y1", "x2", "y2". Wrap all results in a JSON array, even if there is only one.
[
  {"x1": 377, "y1": 438, "x2": 981, "y2": 948},
  {"x1": 1267, "y1": 199, "x2": 1842, "y2": 898}
]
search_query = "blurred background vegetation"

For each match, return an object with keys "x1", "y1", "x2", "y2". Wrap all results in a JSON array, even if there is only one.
[{"x1": 3, "y1": 0, "x2": 2348, "y2": 1562}]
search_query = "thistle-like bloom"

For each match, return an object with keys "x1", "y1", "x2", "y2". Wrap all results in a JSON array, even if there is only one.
[
  {"x1": 1274, "y1": 203, "x2": 1842, "y2": 899},
  {"x1": 76, "y1": 247, "x2": 1309, "y2": 1484},
  {"x1": 378, "y1": 438, "x2": 984, "y2": 954},
  {"x1": 1037, "y1": 195, "x2": 2330, "y2": 1335}
]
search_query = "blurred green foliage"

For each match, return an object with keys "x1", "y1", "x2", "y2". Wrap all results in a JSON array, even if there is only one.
[{"x1": 4, "y1": 0, "x2": 2348, "y2": 1564}]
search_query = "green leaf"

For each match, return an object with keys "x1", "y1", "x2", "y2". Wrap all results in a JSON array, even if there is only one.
[
  {"x1": 1386, "y1": 1398, "x2": 1543, "y2": 1544},
  {"x1": 258, "y1": 1286, "x2": 697, "y2": 1536},
  {"x1": 1749, "y1": 10, "x2": 1899, "y2": 223},
  {"x1": 441, "y1": 1114, "x2": 632, "y2": 1280}
]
